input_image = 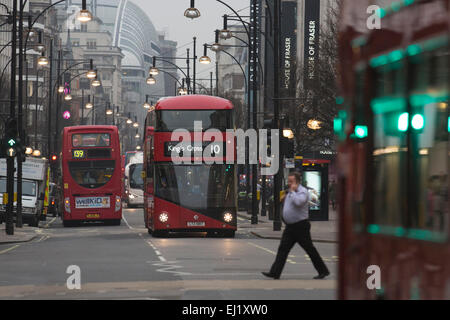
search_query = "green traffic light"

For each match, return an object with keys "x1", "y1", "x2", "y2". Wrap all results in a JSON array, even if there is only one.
[
  {"x1": 8, "y1": 139, "x2": 16, "y2": 147},
  {"x1": 411, "y1": 114, "x2": 424, "y2": 130},
  {"x1": 355, "y1": 126, "x2": 368, "y2": 139},
  {"x1": 397, "y1": 112, "x2": 409, "y2": 132},
  {"x1": 397, "y1": 112, "x2": 424, "y2": 132}
]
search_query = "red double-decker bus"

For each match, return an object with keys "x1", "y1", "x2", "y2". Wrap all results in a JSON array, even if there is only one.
[
  {"x1": 143, "y1": 95, "x2": 237, "y2": 238},
  {"x1": 337, "y1": 0, "x2": 449, "y2": 299},
  {"x1": 60, "y1": 126, "x2": 122, "y2": 227}
]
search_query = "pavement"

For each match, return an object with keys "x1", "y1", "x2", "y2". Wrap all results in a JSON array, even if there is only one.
[
  {"x1": 237, "y1": 206, "x2": 338, "y2": 243},
  {"x1": 0, "y1": 225, "x2": 39, "y2": 245}
]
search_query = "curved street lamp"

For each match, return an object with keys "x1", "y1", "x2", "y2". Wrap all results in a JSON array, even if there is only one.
[
  {"x1": 37, "y1": 52, "x2": 49, "y2": 66},
  {"x1": 149, "y1": 57, "x2": 159, "y2": 76},
  {"x1": 283, "y1": 129, "x2": 294, "y2": 139},
  {"x1": 86, "y1": 59, "x2": 97, "y2": 79},
  {"x1": 211, "y1": 30, "x2": 222, "y2": 52},
  {"x1": 219, "y1": 15, "x2": 233, "y2": 40},
  {"x1": 143, "y1": 95, "x2": 152, "y2": 109},
  {"x1": 25, "y1": 147, "x2": 33, "y2": 155},
  {"x1": 184, "y1": 0, "x2": 201, "y2": 19},
  {"x1": 146, "y1": 75, "x2": 156, "y2": 85},
  {"x1": 307, "y1": 119, "x2": 322, "y2": 130},
  {"x1": 91, "y1": 72, "x2": 101, "y2": 87},
  {"x1": 78, "y1": 0, "x2": 93, "y2": 22},
  {"x1": 199, "y1": 44, "x2": 211, "y2": 64}
]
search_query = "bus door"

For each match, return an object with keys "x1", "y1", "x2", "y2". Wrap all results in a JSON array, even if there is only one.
[{"x1": 153, "y1": 163, "x2": 181, "y2": 229}]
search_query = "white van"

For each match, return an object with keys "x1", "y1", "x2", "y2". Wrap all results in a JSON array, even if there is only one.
[
  {"x1": 0, "y1": 157, "x2": 49, "y2": 226},
  {"x1": 124, "y1": 152, "x2": 144, "y2": 208}
]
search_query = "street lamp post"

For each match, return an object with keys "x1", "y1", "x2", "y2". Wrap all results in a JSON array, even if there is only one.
[
  {"x1": 193, "y1": 36, "x2": 197, "y2": 94},
  {"x1": 250, "y1": 0, "x2": 259, "y2": 225},
  {"x1": 272, "y1": 0, "x2": 282, "y2": 231},
  {"x1": 16, "y1": 0, "x2": 25, "y2": 228},
  {"x1": 5, "y1": 0, "x2": 18, "y2": 235},
  {"x1": 186, "y1": 48, "x2": 191, "y2": 94}
]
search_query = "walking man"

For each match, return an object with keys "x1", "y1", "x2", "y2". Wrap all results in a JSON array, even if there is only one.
[{"x1": 262, "y1": 172, "x2": 330, "y2": 280}]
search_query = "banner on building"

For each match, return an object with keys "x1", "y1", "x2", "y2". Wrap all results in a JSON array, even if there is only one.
[
  {"x1": 281, "y1": 1, "x2": 298, "y2": 97},
  {"x1": 304, "y1": 0, "x2": 320, "y2": 101}
]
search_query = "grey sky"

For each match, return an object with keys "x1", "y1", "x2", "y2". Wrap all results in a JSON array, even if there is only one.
[{"x1": 130, "y1": 0, "x2": 249, "y2": 88}]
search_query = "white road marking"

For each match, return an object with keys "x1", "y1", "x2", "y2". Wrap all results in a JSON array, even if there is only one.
[
  {"x1": 248, "y1": 242, "x2": 296, "y2": 264},
  {"x1": 44, "y1": 217, "x2": 57, "y2": 228},
  {"x1": 122, "y1": 213, "x2": 134, "y2": 230},
  {"x1": 123, "y1": 210, "x2": 172, "y2": 272},
  {"x1": 149, "y1": 261, "x2": 192, "y2": 276},
  {"x1": 147, "y1": 241, "x2": 168, "y2": 263},
  {"x1": 0, "y1": 245, "x2": 20, "y2": 255}
]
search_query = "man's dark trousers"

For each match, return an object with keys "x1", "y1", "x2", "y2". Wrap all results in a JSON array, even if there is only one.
[{"x1": 270, "y1": 219, "x2": 329, "y2": 278}]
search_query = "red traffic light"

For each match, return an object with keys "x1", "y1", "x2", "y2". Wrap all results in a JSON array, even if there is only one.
[{"x1": 51, "y1": 155, "x2": 58, "y2": 161}]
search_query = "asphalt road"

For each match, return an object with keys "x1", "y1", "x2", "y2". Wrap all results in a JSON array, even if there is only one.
[{"x1": 0, "y1": 208, "x2": 337, "y2": 300}]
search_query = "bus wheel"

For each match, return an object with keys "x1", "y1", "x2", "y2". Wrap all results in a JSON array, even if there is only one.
[
  {"x1": 63, "y1": 220, "x2": 74, "y2": 228},
  {"x1": 113, "y1": 219, "x2": 121, "y2": 226},
  {"x1": 223, "y1": 230, "x2": 235, "y2": 238},
  {"x1": 152, "y1": 230, "x2": 168, "y2": 238},
  {"x1": 147, "y1": 228, "x2": 153, "y2": 235}
]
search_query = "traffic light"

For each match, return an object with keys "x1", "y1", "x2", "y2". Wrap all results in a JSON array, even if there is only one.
[
  {"x1": 51, "y1": 154, "x2": 58, "y2": 162},
  {"x1": 354, "y1": 125, "x2": 368, "y2": 139},
  {"x1": 4, "y1": 118, "x2": 18, "y2": 158},
  {"x1": 395, "y1": 112, "x2": 425, "y2": 133},
  {"x1": 411, "y1": 113, "x2": 425, "y2": 131}
]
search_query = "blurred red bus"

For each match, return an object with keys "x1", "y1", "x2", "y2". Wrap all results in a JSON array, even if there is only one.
[
  {"x1": 61, "y1": 126, "x2": 122, "y2": 227},
  {"x1": 143, "y1": 96, "x2": 237, "y2": 238},
  {"x1": 337, "y1": 0, "x2": 449, "y2": 299}
]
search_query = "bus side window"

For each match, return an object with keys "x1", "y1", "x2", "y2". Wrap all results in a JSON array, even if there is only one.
[
  {"x1": 371, "y1": 59, "x2": 408, "y2": 229},
  {"x1": 412, "y1": 46, "x2": 448, "y2": 235}
]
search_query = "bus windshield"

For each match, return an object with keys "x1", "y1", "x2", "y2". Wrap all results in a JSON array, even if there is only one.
[
  {"x1": 154, "y1": 164, "x2": 235, "y2": 210},
  {"x1": 156, "y1": 110, "x2": 232, "y2": 131},
  {"x1": 129, "y1": 163, "x2": 144, "y2": 189},
  {"x1": 72, "y1": 133, "x2": 111, "y2": 147},
  {"x1": 0, "y1": 179, "x2": 37, "y2": 197},
  {"x1": 69, "y1": 160, "x2": 115, "y2": 189}
]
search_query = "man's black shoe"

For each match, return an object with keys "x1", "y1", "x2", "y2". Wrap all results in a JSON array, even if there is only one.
[
  {"x1": 313, "y1": 272, "x2": 330, "y2": 279},
  {"x1": 262, "y1": 272, "x2": 279, "y2": 280}
]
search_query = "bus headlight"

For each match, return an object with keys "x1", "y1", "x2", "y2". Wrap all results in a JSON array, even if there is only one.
[
  {"x1": 115, "y1": 196, "x2": 121, "y2": 212},
  {"x1": 159, "y1": 212, "x2": 169, "y2": 223},
  {"x1": 64, "y1": 197, "x2": 71, "y2": 213},
  {"x1": 223, "y1": 212, "x2": 233, "y2": 223}
]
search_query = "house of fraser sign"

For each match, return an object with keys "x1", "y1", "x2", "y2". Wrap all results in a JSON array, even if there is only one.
[{"x1": 304, "y1": 0, "x2": 320, "y2": 103}]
